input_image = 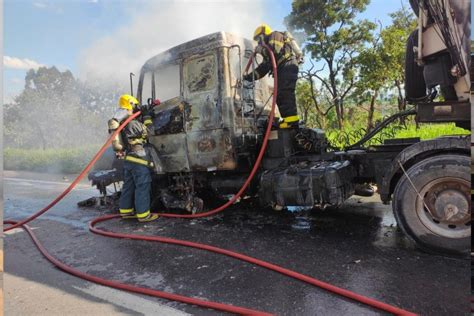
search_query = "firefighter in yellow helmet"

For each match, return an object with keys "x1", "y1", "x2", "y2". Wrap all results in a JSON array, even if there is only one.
[
  {"x1": 108, "y1": 94, "x2": 158, "y2": 222},
  {"x1": 243, "y1": 24, "x2": 304, "y2": 128}
]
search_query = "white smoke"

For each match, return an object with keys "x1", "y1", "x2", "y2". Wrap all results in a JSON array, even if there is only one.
[{"x1": 78, "y1": 0, "x2": 267, "y2": 89}]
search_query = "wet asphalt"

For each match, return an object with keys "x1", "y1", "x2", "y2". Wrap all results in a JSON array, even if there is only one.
[{"x1": 3, "y1": 171, "x2": 471, "y2": 315}]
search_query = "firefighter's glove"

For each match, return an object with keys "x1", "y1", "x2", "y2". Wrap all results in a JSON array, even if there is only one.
[
  {"x1": 136, "y1": 104, "x2": 148, "y2": 116},
  {"x1": 139, "y1": 105, "x2": 153, "y2": 127}
]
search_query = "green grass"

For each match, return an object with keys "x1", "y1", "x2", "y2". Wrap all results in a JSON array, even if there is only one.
[
  {"x1": 5, "y1": 122, "x2": 469, "y2": 173},
  {"x1": 5, "y1": 146, "x2": 102, "y2": 174},
  {"x1": 326, "y1": 123, "x2": 469, "y2": 149},
  {"x1": 392, "y1": 123, "x2": 469, "y2": 139}
]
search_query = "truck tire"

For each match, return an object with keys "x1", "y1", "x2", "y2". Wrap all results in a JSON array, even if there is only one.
[{"x1": 392, "y1": 154, "x2": 470, "y2": 255}]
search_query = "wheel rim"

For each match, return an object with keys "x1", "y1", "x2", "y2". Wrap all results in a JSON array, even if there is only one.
[{"x1": 415, "y1": 177, "x2": 471, "y2": 238}]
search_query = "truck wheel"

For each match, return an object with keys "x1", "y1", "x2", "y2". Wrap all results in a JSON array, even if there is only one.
[{"x1": 392, "y1": 155, "x2": 470, "y2": 255}]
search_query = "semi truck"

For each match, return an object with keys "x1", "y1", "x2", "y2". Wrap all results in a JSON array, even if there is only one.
[{"x1": 89, "y1": 0, "x2": 471, "y2": 255}]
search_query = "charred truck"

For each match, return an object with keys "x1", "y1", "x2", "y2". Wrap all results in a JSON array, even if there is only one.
[{"x1": 89, "y1": 0, "x2": 471, "y2": 255}]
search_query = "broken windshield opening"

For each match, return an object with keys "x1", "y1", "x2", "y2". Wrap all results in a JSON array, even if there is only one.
[{"x1": 142, "y1": 62, "x2": 180, "y2": 103}]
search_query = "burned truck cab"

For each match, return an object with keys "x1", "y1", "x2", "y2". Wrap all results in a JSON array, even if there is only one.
[
  {"x1": 135, "y1": 32, "x2": 354, "y2": 211},
  {"x1": 138, "y1": 32, "x2": 272, "y2": 174},
  {"x1": 135, "y1": 32, "x2": 279, "y2": 210},
  {"x1": 87, "y1": 31, "x2": 356, "y2": 212}
]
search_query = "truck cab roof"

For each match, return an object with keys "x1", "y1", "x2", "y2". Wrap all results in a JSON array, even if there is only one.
[{"x1": 141, "y1": 32, "x2": 254, "y2": 72}]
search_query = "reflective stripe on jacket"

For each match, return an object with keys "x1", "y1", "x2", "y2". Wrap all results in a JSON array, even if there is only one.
[{"x1": 120, "y1": 119, "x2": 153, "y2": 167}]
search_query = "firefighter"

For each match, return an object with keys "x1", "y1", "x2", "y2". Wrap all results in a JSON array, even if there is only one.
[
  {"x1": 243, "y1": 24, "x2": 303, "y2": 128},
  {"x1": 108, "y1": 94, "x2": 158, "y2": 222}
]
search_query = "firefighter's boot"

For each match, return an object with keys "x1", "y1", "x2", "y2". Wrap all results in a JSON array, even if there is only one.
[
  {"x1": 279, "y1": 115, "x2": 300, "y2": 129},
  {"x1": 137, "y1": 212, "x2": 159, "y2": 222}
]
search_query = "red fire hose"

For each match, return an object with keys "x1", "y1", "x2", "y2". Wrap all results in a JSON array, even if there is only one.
[
  {"x1": 3, "y1": 111, "x2": 142, "y2": 233},
  {"x1": 4, "y1": 45, "x2": 416, "y2": 316}
]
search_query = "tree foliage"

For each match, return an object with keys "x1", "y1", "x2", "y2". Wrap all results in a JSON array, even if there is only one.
[
  {"x1": 286, "y1": 0, "x2": 376, "y2": 129},
  {"x1": 289, "y1": 2, "x2": 416, "y2": 132},
  {"x1": 4, "y1": 66, "x2": 117, "y2": 150},
  {"x1": 380, "y1": 7, "x2": 417, "y2": 112}
]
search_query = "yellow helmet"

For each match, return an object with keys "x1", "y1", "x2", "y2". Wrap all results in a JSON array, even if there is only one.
[
  {"x1": 118, "y1": 94, "x2": 139, "y2": 111},
  {"x1": 253, "y1": 24, "x2": 272, "y2": 41}
]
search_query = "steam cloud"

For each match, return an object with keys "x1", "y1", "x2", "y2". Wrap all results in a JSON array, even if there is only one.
[{"x1": 78, "y1": 0, "x2": 266, "y2": 89}]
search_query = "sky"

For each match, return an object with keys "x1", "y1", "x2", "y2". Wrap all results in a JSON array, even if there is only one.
[{"x1": 4, "y1": 0, "x2": 418, "y2": 103}]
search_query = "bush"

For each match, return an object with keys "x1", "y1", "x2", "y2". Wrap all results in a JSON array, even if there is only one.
[{"x1": 4, "y1": 145, "x2": 101, "y2": 174}]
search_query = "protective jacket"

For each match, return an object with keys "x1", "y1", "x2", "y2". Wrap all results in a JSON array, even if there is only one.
[
  {"x1": 244, "y1": 31, "x2": 301, "y2": 119},
  {"x1": 108, "y1": 109, "x2": 154, "y2": 168},
  {"x1": 244, "y1": 31, "x2": 300, "y2": 80},
  {"x1": 121, "y1": 119, "x2": 155, "y2": 167}
]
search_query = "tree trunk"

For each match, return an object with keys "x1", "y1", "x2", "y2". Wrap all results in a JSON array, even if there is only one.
[
  {"x1": 367, "y1": 91, "x2": 378, "y2": 132},
  {"x1": 395, "y1": 79, "x2": 406, "y2": 124},
  {"x1": 328, "y1": 60, "x2": 343, "y2": 130},
  {"x1": 36, "y1": 123, "x2": 47, "y2": 150},
  {"x1": 334, "y1": 99, "x2": 343, "y2": 130},
  {"x1": 340, "y1": 99, "x2": 345, "y2": 122},
  {"x1": 331, "y1": 96, "x2": 343, "y2": 130},
  {"x1": 303, "y1": 107, "x2": 309, "y2": 125}
]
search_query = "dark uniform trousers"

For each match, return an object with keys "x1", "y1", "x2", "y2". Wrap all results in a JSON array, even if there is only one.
[
  {"x1": 117, "y1": 119, "x2": 153, "y2": 219},
  {"x1": 277, "y1": 62, "x2": 299, "y2": 118},
  {"x1": 119, "y1": 160, "x2": 152, "y2": 217}
]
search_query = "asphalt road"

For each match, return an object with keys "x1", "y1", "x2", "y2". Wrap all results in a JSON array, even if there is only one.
[{"x1": 4, "y1": 171, "x2": 470, "y2": 315}]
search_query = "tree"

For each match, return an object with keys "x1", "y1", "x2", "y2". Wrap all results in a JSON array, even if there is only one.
[
  {"x1": 286, "y1": 0, "x2": 376, "y2": 129},
  {"x1": 380, "y1": 7, "x2": 416, "y2": 115},
  {"x1": 295, "y1": 76, "x2": 337, "y2": 129},
  {"x1": 4, "y1": 66, "x2": 114, "y2": 149},
  {"x1": 353, "y1": 24, "x2": 387, "y2": 132},
  {"x1": 352, "y1": 6, "x2": 416, "y2": 131}
]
